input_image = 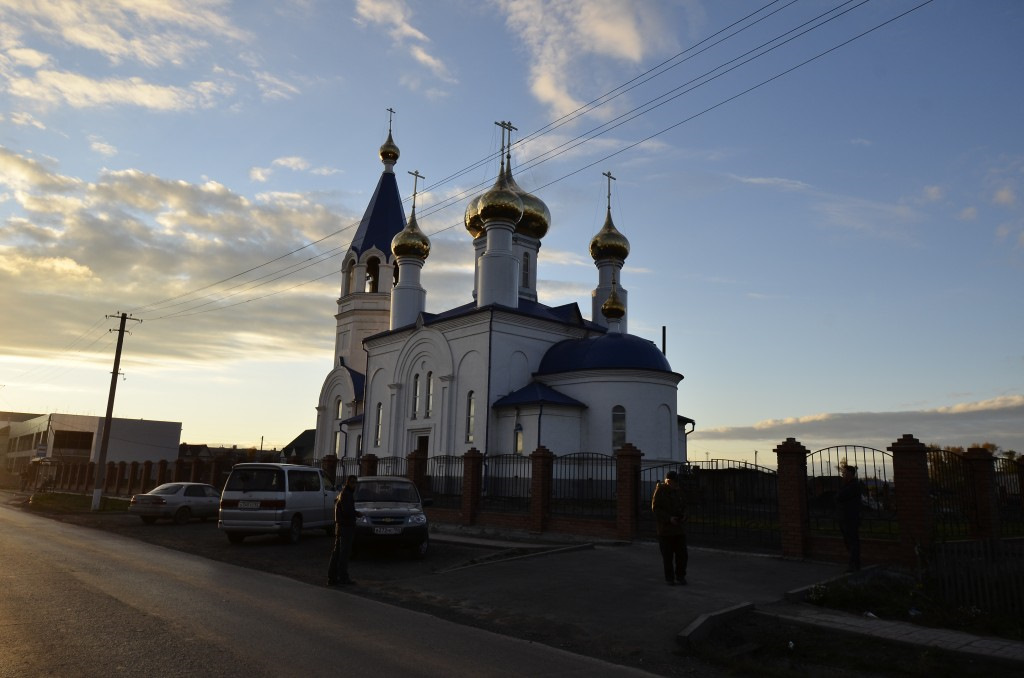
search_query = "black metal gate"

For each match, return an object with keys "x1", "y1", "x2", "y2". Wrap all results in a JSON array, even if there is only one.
[{"x1": 639, "y1": 460, "x2": 779, "y2": 552}]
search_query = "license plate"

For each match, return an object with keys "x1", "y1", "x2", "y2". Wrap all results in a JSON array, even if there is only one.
[
  {"x1": 238, "y1": 500, "x2": 260, "y2": 509},
  {"x1": 373, "y1": 527, "x2": 402, "y2": 535}
]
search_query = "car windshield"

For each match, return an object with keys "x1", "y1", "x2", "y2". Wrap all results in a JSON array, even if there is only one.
[
  {"x1": 225, "y1": 468, "x2": 285, "y2": 492},
  {"x1": 150, "y1": 484, "x2": 182, "y2": 495},
  {"x1": 356, "y1": 481, "x2": 419, "y2": 503}
]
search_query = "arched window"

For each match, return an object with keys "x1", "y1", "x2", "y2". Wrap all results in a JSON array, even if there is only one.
[
  {"x1": 374, "y1": 402, "x2": 383, "y2": 447},
  {"x1": 356, "y1": 434, "x2": 363, "y2": 457},
  {"x1": 465, "y1": 391, "x2": 475, "y2": 444},
  {"x1": 521, "y1": 252, "x2": 531, "y2": 288},
  {"x1": 612, "y1": 405, "x2": 626, "y2": 450},
  {"x1": 365, "y1": 256, "x2": 380, "y2": 293},
  {"x1": 343, "y1": 260, "x2": 355, "y2": 296},
  {"x1": 425, "y1": 372, "x2": 433, "y2": 417},
  {"x1": 412, "y1": 374, "x2": 421, "y2": 419},
  {"x1": 335, "y1": 398, "x2": 344, "y2": 419}
]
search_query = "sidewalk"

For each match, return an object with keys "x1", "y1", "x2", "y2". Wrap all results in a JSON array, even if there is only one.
[{"x1": 425, "y1": 526, "x2": 1024, "y2": 672}]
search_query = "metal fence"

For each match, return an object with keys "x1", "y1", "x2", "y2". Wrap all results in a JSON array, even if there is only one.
[
  {"x1": 928, "y1": 449, "x2": 974, "y2": 540},
  {"x1": 806, "y1": 445, "x2": 897, "y2": 540},
  {"x1": 551, "y1": 453, "x2": 616, "y2": 518},
  {"x1": 640, "y1": 460, "x2": 780, "y2": 551},
  {"x1": 481, "y1": 454, "x2": 531, "y2": 513},
  {"x1": 376, "y1": 455, "x2": 408, "y2": 478},
  {"x1": 924, "y1": 538, "x2": 1024, "y2": 620},
  {"x1": 426, "y1": 455, "x2": 463, "y2": 510},
  {"x1": 995, "y1": 457, "x2": 1023, "y2": 538}
]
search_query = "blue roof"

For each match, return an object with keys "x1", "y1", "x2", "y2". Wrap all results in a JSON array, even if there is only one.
[
  {"x1": 348, "y1": 170, "x2": 406, "y2": 257},
  {"x1": 538, "y1": 333, "x2": 674, "y2": 374},
  {"x1": 492, "y1": 382, "x2": 586, "y2": 408}
]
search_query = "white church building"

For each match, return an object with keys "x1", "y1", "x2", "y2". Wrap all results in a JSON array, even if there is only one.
[{"x1": 313, "y1": 126, "x2": 692, "y2": 464}]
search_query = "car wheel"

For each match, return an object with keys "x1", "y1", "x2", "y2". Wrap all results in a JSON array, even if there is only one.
[
  {"x1": 173, "y1": 507, "x2": 191, "y2": 525},
  {"x1": 226, "y1": 532, "x2": 245, "y2": 544},
  {"x1": 411, "y1": 535, "x2": 429, "y2": 559},
  {"x1": 281, "y1": 515, "x2": 302, "y2": 544},
  {"x1": 140, "y1": 516, "x2": 157, "y2": 525}
]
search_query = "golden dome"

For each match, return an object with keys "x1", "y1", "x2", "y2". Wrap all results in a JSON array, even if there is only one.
[
  {"x1": 391, "y1": 209, "x2": 430, "y2": 259},
  {"x1": 476, "y1": 162, "x2": 523, "y2": 224},
  {"x1": 589, "y1": 208, "x2": 630, "y2": 261},
  {"x1": 601, "y1": 283, "x2": 626, "y2": 320},
  {"x1": 464, "y1": 194, "x2": 484, "y2": 239},
  {"x1": 503, "y1": 158, "x2": 549, "y2": 239},
  {"x1": 379, "y1": 131, "x2": 400, "y2": 165}
]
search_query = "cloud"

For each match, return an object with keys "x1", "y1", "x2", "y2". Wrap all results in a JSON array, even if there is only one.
[
  {"x1": 273, "y1": 156, "x2": 311, "y2": 171},
  {"x1": 89, "y1": 136, "x2": 117, "y2": 157},
  {"x1": 731, "y1": 174, "x2": 812, "y2": 192},
  {"x1": 353, "y1": 0, "x2": 456, "y2": 87},
  {"x1": 8, "y1": 111, "x2": 46, "y2": 129},
  {"x1": 691, "y1": 396, "x2": 1024, "y2": 453},
  {"x1": 253, "y1": 71, "x2": 301, "y2": 101},
  {"x1": 8, "y1": 70, "x2": 215, "y2": 110},
  {"x1": 0, "y1": 0, "x2": 249, "y2": 68},
  {"x1": 494, "y1": 0, "x2": 681, "y2": 117},
  {"x1": 250, "y1": 166, "x2": 271, "y2": 182},
  {"x1": 0, "y1": 146, "x2": 81, "y2": 192},
  {"x1": 994, "y1": 186, "x2": 1016, "y2": 207},
  {"x1": 922, "y1": 185, "x2": 943, "y2": 202},
  {"x1": 958, "y1": 206, "x2": 977, "y2": 221}
]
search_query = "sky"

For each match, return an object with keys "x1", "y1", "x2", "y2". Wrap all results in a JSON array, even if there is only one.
[{"x1": 1, "y1": 0, "x2": 1022, "y2": 465}]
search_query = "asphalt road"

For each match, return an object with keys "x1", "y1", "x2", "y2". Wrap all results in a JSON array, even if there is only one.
[{"x1": 0, "y1": 506, "x2": 661, "y2": 678}]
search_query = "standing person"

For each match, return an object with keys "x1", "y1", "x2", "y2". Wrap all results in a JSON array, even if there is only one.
[
  {"x1": 652, "y1": 470, "x2": 688, "y2": 585},
  {"x1": 835, "y1": 464, "x2": 864, "y2": 573},
  {"x1": 328, "y1": 474, "x2": 360, "y2": 586}
]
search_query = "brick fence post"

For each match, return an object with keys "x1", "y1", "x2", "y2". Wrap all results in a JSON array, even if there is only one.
[
  {"x1": 321, "y1": 455, "x2": 338, "y2": 483},
  {"x1": 774, "y1": 438, "x2": 809, "y2": 559},
  {"x1": 210, "y1": 458, "x2": 226, "y2": 490},
  {"x1": 890, "y1": 434, "x2": 932, "y2": 568},
  {"x1": 127, "y1": 461, "x2": 139, "y2": 496},
  {"x1": 114, "y1": 461, "x2": 127, "y2": 495},
  {"x1": 190, "y1": 459, "x2": 202, "y2": 483},
  {"x1": 461, "y1": 449, "x2": 483, "y2": 526},
  {"x1": 141, "y1": 461, "x2": 153, "y2": 491},
  {"x1": 173, "y1": 458, "x2": 186, "y2": 482},
  {"x1": 615, "y1": 443, "x2": 643, "y2": 541},
  {"x1": 964, "y1": 447, "x2": 997, "y2": 539},
  {"x1": 407, "y1": 448, "x2": 428, "y2": 495},
  {"x1": 530, "y1": 446, "x2": 554, "y2": 533},
  {"x1": 157, "y1": 459, "x2": 169, "y2": 486},
  {"x1": 360, "y1": 453, "x2": 379, "y2": 477}
]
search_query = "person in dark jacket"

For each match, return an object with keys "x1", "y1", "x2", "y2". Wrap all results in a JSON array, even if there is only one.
[
  {"x1": 652, "y1": 470, "x2": 688, "y2": 585},
  {"x1": 328, "y1": 475, "x2": 360, "y2": 586},
  {"x1": 835, "y1": 465, "x2": 864, "y2": 572}
]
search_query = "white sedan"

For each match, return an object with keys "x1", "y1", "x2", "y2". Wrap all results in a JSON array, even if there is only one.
[{"x1": 129, "y1": 482, "x2": 220, "y2": 525}]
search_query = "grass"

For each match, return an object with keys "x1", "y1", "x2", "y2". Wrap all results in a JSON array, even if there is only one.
[
  {"x1": 805, "y1": 566, "x2": 1024, "y2": 642},
  {"x1": 27, "y1": 491, "x2": 129, "y2": 513}
]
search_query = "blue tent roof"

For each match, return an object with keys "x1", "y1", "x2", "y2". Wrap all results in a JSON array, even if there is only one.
[
  {"x1": 347, "y1": 170, "x2": 406, "y2": 257},
  {"x1": 492, "y1": 382, "x2": 586, "y2": 408}
]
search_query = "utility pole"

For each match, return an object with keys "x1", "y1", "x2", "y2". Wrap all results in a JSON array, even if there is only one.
[{"x1": 91, "y1": 312, "x2": 141, "y2": 511}]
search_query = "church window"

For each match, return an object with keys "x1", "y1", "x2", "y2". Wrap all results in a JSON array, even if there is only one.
[
  {"x1": 412, "y1": 374, "x2": 421, "y2": 419},
  {"x1": 336, "y1": 398, "x2": 344, "y2": 419},
  {"x1": 425, "y1": 372, "x2": 433, "y2": 417},
  {"x1": 612, "y1": 405, "x2": 627, "y2": 450},
  {"x1": 465, "y1": 391, "x2": 475, "y2": 444},
  {"x1": 343, "y1": 260, "x2": 355, "y2": 296},
  {"x1": 514, "y1": 427, "x2": 524, "y2": 456},
  {"x1": 356, "y1": 435, "x2": 363, "y2": 457},
  {"x1": 334, "y1": 431, "x2": 342, "y2": 457},
  {"x1": 365, "y1": 257, "x2": 380, "y2": 293},
  {"x1": 522, "y1": 252, "x2": 530, "y2": 288},
  {"x1": 374, "y1": 403, "x2": 383, "y2": 447}
]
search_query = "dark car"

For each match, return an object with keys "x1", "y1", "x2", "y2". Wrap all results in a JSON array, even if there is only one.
[
  {"x1": 353, "y1": 476, "x2": 432, "y2": 558},
  {"x1": 130, "y1": 482, "x2": 220, "y2": 524}
]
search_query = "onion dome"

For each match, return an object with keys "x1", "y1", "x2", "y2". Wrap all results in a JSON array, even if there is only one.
[
  {"x1": 391, "y1": 209, "x2": 430, "y2": 259},
  {"x1": 589, "y1": 208, "x2": 630, "y2": 261},
  {"x1": 464, "y1": 194, "x2": 484, "y2": 239},
  {"x1": 601, "y1": 283, "x2": 625, "y2": 321},
  {"x1": 503, "y1": 157, "x2": 550, "y2": 239},
  {"x1": 475, "y1": 159, "x2": 523, "y2": 225},
  {"x1": 538, "y1": 334, "x2": 672, "y2": 374},
  {"x1": 379, "y1": 131, "x2": 400, "y2": 166}
]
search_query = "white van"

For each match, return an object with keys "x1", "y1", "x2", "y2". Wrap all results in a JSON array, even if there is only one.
[{"x1": 218, "y1": 463, "x2": 338, "y2": 544}]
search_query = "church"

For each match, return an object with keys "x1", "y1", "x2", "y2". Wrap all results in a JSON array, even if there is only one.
[{"x1": 313, "y1": 124, "x2": 692, "y2": 465}]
